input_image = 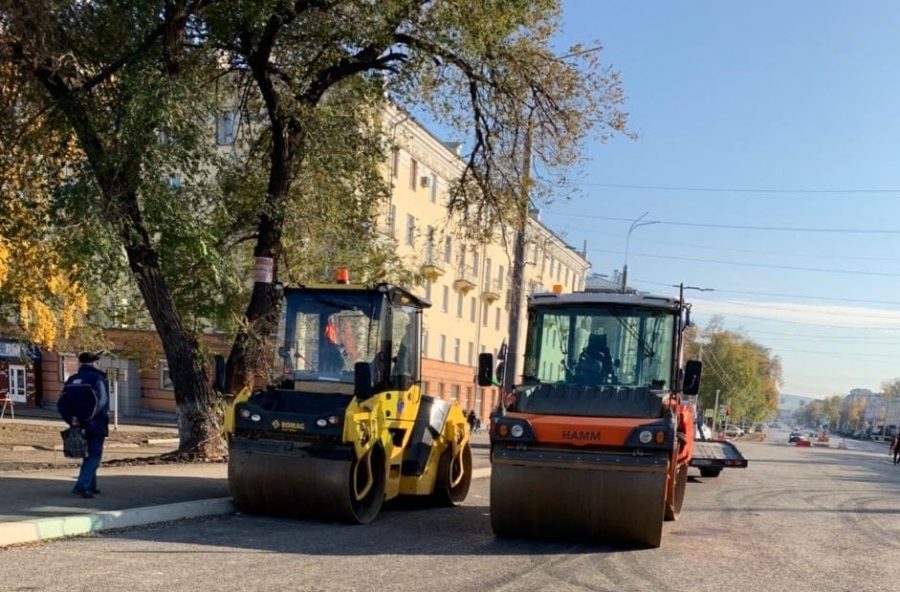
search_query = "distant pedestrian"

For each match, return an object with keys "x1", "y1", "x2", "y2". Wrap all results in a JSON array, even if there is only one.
[
  {"x1": 57, "y1": 352, "x2": 110, "y2": 498},
  {"x1": 891, "y1": 434, "x2": 900, "y2": 465},
  {"x1": 467, "y1": 409, "x2": 477, "y2": 433}
]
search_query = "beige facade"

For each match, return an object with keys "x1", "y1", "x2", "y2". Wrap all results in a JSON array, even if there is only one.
[{"x1": 382, "y1": 107, "x2": 590, "y2": 423}]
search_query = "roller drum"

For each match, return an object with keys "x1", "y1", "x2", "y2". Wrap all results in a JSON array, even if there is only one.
[
  {"x1": 490, "y1": 453, "x2": 668, "y2": 548},
  {"x1": 229, "y1": 437, "x2": 385, "y2": 524}
]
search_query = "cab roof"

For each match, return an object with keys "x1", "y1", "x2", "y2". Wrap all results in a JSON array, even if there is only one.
[
  {"x1": 283, "y1": 283, "x2": 431, "y2": 309},
  {"x1": 529, "y1": 290, "x2": 680, "y2": 311}
]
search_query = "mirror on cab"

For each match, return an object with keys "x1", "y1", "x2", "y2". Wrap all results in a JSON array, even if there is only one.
[
  {"x1": 683, "y1": 360, "x2": 702, "y2": 395},
  {"x1": 477, "y1": 353, "x2": 494, "y2": 387},
  {"x1": 354, "y1": 361, "x2": 373, "y2": 400}
]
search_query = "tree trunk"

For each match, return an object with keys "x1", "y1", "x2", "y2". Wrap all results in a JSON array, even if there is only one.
[
  {"x1": 224, "y1": 104, "x2": 305, "y2": 392},
  {"x1": 125, "y1": 242, "x2": 226, "y2": 459}
]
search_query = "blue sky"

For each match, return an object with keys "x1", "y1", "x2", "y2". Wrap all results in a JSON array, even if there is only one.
[{"x1": 540, "y1": 1, "x2": 900, "y2": 397}]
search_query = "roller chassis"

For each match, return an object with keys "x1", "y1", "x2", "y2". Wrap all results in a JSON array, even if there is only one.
[
  {"x1": 222, "y1": 282, "x2": 472, "y2": 524},
  {"x1": 483, "y1": 289, "x2": 703, "y2": 548}
]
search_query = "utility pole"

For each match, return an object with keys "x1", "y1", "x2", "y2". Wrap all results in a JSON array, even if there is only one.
[
  {"x1": 712, "y1": 389, "x2": 721, "y2": 434},
  {"x1": 503, "y1": 115, "x2": 533, "y2": 394}
]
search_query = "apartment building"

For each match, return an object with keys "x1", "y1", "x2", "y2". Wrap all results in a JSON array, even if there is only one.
[{"x1": 383, "y1": 107, "x2": 590, "y2": 422}]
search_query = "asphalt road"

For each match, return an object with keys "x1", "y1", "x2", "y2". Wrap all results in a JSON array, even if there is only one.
[{"x1": 2, "y1": 436, "x2": 899, "y2": 592}]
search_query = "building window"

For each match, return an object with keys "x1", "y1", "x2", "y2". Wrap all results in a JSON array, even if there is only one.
[
  {"x1": 444, "y1": 237, "x2": 452, "y2": 263},
  {"x1": 391, "y1": 148, "x2": 400, "y2": 178},
  {"x1": 216, "y1": 111, "x2": 236, "y2": 145},
  {"x1": 439, "y1": 335, "x2": 447, "y2": 361},
  {"x1": 8, "y1": 365, "x2": 26, "y2": 403},
  {"x1": 457, "y1": 293, "x2": 464, "y2": 318},
  {"x1": 388, "y1": 205, "x2": 396, "y2": 237},
  {"x1": 495, "y1": 307, "x2": 501, "y2": 330},
  {"x1": 430, "y1": 174, "x2": 437, "y2": 202},
  {"x1": 470, "y1": 297, "x2": 477, "y2": 323},
  {"x1": 409, "y1": 158, "x2": 418, "y2": 190},
  {"x1": 498, "y1": 265, "x2": 505, "y2": 290},
  {"x1": 424, "y1": 279, "x2": 432, "y2": 302},
  {"x1": 438, "y1": 383, "x2": 445, "y2": 399},
  {"x1": 159, "y1": 360, "x2": 174, "y2": 390},
  {"x1": 453, "y1": 338, "x2": 461, "y2": 363},
  {"x1": 451, "y1": 384, "x2": 460, "y2": 403},
  {"x1": 423, "y1": 381, "x2": 431, "y2": 396},
  {"x1": 422, "y1": 330, "x2": 429, "y2": 357},
  {"x1": 564, "y1": 267, "x2": 570, "y2": 286},
  {"x1": 484, "y1": 258, "x2": 492, "y2": 291},
  {"x1": 467, "y1": 342, "x2": 474, "y2": 366},
  {"x1": 549, "y1": 258, "x2": 555, "y2": 278},
  {"x1": 482, "y1": 302, "x2": 489, "y2": 327},
  {"x1": 59, "y1": 354, "x2": 78, "y2": 382},
  {"x1": 426, "y1": 226, "x2": 436, "y2": 261},
  {"x1": 406, "y1": 214, "x2": 415, "y2": 246},
  {"x1": 442, "y1": 285, "x2": 449, "y2": 312},
  {"x1": 472, "y1": 250, "x2": 479, "y2": 273}
]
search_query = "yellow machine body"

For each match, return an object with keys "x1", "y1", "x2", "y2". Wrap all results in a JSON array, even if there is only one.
[{"x1": 225, "y1": 283, "x2": 471, "y2": 523}]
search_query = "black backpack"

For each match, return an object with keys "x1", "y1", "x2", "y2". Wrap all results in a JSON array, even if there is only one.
[{"x1": 57, "y1": 380, "x2": 100, "y2": 425}]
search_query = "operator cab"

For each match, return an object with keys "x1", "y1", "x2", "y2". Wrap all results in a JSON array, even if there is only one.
[
  {"x1": 479, "y1": 291, "x2": 699, "y2": 419},
  {"x1": 274, "y1": 284, "x2": 428, "y2": 396}
]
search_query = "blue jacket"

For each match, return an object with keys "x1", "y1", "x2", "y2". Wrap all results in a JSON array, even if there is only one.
[{"x1": 58, "y1": 365, "x2": 110, "y2": 438}]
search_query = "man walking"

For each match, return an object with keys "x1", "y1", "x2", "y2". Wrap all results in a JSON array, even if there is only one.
[
  {"x1": 891, "y1": 433, "x2": 900, "y2": 466},
  {"x1": 58, "y1": 352, "x2": 110, "y2": 498}
]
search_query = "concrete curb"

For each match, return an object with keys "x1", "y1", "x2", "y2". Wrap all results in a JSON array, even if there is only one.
[
  {"x1": 144, "y1": 438, "x2": 180, "y2": 446},
  {"x1": 0, "y1": 497, "x2": 235, "y2": 547},
  {"x1": 1, "y1": 468, "x2": 492, "y2": 547}
]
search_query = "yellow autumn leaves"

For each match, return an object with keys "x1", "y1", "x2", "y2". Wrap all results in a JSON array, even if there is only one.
[
  {"x1": 0, "y1": 124, "x2": 89, "y2": 349},
  {"x1": 0, "y1": 231, "x2": 88, "y2": 349}
]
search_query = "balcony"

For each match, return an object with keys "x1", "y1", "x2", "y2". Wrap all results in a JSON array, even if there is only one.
[
  {"x1": 453, "y1": 265, "x2": 478, "y2": 293},
  {"x1": 482, "y1": 278, "x2": 501, "y2": 303},
  {"x1": 420, "y1": 249, "x2": 445, "y2": 281}
]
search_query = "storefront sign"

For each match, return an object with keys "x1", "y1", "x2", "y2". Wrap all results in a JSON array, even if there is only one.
[{"x1": 0, "y1": 341, "x2": 24, "y2": 359}]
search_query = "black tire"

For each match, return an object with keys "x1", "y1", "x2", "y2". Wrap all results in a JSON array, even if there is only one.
[
  {"x1": 700, "y1": 467, "x2": 721, "y2": 478},
  {"x1": 347, "y1": 445, "x2": 386, "y2": 524},
  {"x1": 433, "y1": 442, "x2": 472, "y2": 506}
]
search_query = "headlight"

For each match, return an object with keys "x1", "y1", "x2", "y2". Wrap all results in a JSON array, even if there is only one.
[
  {"x1": 250, "y1": 414, "x2": 261, "y2": 422},
  {"x1": 639, "y1": 430, "x2": 653, "y2": 444},
  {"x1": 239, "y1": 409, "x2": 250, "y2": 419},
  {"x1": 315, "y1": 418, "x2": 328, "y2": 428},
  {"x1": 510, "y1": 424, "x2": 524, "y2": 438}
]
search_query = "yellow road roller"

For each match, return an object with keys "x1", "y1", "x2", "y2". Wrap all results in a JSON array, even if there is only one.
[{"x1": 223, "y1": 278, "x2": 471, "y2": 523}]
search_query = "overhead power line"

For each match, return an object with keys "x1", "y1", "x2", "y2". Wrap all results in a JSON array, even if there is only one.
[
  {"x1": 574, "y1": 182, "x2": 900, "y2": 195},
  {"x1": 591, "y1": 249, "x2": 900, "y2": 278},
  {"x1": 715, "y1": 300, "x2": 900, "y2": 322},
  {"x1": 691, "y1": 310, "x2": 900, "y2": 331},
  {"x1": 579, "y1": 233, "x2": 900, "y2": 264},
  {"x1": 632, "y1": 278, "x2": 900, "y2": 308},
  {"x1": 547, "y1": 212, "x2": 900, "y2": 235}
]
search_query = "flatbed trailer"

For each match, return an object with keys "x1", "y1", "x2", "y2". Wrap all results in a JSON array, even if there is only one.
[{"x1": 690, "y1": 437, "x2": 747, "y2": 478}]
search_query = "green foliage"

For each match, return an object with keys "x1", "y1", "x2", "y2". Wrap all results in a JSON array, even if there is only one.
[{"x1": 684, "y1": 317, "x2": 782, "y2": 424}]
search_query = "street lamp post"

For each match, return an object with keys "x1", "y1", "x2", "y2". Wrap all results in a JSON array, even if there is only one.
[
  {"x1": 621, "y1": 212, "x2": 660, "y2": 292},
  {"x1": 674, "y1": 283, "x2": 715, "y2": 430}
]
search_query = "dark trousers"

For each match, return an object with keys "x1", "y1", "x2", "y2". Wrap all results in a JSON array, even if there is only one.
[
  {"x1": 75, "y1": 436, "x2": 104, "y2": 493},
  {"x1": 894, "y1": 448, "x2": 900, "y2": 465}
]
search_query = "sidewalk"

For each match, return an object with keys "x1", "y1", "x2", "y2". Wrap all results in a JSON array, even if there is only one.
[{"x1": 0, "y1": 430, "x2": 492, "y2": 547}]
